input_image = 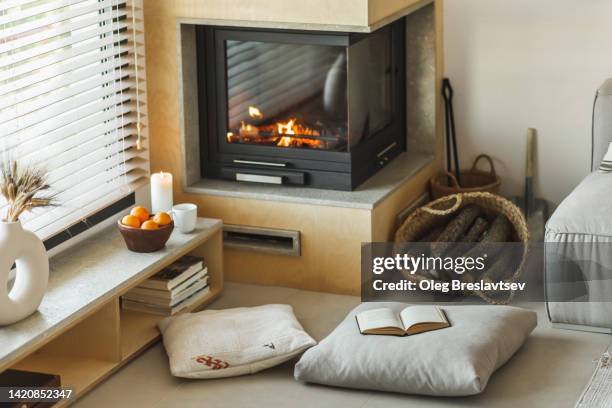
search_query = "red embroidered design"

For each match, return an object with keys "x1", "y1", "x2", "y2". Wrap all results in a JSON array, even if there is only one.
[{"x1": 194, "y1": 355, "x2": 230, "y2": 370}]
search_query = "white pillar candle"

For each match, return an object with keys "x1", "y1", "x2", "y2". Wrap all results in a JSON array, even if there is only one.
[{"x1": 151, "y1": 172, "x2": 173, "y2": 214}]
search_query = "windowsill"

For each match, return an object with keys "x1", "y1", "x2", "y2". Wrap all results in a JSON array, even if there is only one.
[{"x1": 0, "y1": 218, "x2": 222, "y2": 372}]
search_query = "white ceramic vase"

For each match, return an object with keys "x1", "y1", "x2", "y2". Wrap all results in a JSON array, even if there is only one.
[{"x1": 0, "y1": 221, "x2": 49, "y2": 325}]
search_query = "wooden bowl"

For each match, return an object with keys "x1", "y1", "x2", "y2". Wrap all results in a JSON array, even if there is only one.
[{"x1": 117, "y1": 220, "x2": 174, "y2": 253}]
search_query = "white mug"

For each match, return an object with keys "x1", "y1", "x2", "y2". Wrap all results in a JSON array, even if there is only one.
[{"x1": 172, "y1": 203, "x2": 197, "y2": 233}]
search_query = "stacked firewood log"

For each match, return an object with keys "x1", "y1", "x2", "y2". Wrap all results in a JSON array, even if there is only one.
[{"x1": 414, "y1": 204, "x2": 516, "y2": 283}]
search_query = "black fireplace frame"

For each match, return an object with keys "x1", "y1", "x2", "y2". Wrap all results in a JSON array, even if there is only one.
[{"x1": 196, "y1": 21, "x2": 406, "y2": 190}]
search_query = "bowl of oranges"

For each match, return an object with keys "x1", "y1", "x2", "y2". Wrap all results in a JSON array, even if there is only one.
[{"x1": 118, "y1": 206, "x2": 174, "y2": 252}]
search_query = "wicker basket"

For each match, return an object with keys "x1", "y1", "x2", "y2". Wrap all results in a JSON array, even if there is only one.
[
  {"x1": 394, "y1": 192, "x2": 529, "y2": 304},
  {"x1": 430, "y1": 154, "x2": 501, "y2": 199}
]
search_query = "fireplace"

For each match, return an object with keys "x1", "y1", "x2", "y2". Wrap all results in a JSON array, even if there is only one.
[{"x1": 196, "y1": 20, "x2": 406, "y2": 190}]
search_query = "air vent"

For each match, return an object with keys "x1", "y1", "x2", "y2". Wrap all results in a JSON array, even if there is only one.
[{"x1": 223, "y1": 224, "x2": 301, "y2": 256}]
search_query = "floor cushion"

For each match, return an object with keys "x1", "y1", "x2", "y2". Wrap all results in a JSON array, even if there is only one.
[
  {"x1": 294, "y1": 302, "x2": 536, "y2": 396},
  {"x1": 159, "y1": 304, "x2": 316, "y2": 379}
]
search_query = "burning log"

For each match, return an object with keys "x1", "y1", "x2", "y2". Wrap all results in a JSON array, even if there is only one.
[{"x1": 230, "y1": 109, "x2": 328, "y2": 149}]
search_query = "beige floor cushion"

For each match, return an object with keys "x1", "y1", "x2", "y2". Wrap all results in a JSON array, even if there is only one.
[
  {"x1": 159, "y1": 304, "x2": 315, "y2": 379},
  {"x1": 295, "y1": 302, "x2": 536, "y2": 396}
]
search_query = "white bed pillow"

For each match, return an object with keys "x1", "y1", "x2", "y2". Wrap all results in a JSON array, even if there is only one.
[
  {"x1": 159, "y1": 304, "x2": 316, "y2": 379},
  {"x1": 294, "y1": 302, "x2": 537, "y2": 396}
]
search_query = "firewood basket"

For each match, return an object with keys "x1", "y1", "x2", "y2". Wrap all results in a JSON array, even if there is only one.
[
  {"x1": 394, "y1": 192, "x2": 528, "y2": 304},
  {"x1": 430, "y1": 154, "x2": 501, "y2": 199}
]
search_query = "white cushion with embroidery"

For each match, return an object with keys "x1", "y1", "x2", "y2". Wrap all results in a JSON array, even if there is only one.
[{"x1": 158, "y1": 304, "x2": 316, "y2": 379}]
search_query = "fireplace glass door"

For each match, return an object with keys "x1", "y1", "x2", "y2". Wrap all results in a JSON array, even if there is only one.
[
  {"x1": 198, "y1": 22, "x2": 405, "y2": 190},
  {"x1": 219, "y1": 27, "x2": 394, "y2": 153}
]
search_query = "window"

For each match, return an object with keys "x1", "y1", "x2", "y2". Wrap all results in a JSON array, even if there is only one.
[{"x1": 0, "y1": 0, "x2": 148, "y2": 240}]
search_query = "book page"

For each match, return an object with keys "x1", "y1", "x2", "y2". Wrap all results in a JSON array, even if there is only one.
[
  {"x1": 399, "y1": 306, "x2": 447, "y2": 331},
  {"x1": 356, "y1": 308, "x2": 403, "y2": 332}
]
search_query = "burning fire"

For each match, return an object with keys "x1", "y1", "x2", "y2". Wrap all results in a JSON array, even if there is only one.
[
  {"x1": 277, "y1": 136, "x2": 292, "y2": 147},
  {"x1": 240, "y1": 121, "x2": 259, "y2": 137},
  {"x1": 277, "y1": 119, "x2": 296, "y2": 135},
  {"x1": 275, "y1": 119, "x2": 322, "y2": 148},
  {"x1": 248, "y1": 106, "x2": 263, "y2": 119},
  {"x1": 232, "y1": 106, "x2": 324, "y2": 149}
]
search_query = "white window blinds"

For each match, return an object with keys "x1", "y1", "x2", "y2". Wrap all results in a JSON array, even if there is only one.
[{"x1": 0, "y1": 0, "x2": 148, "y2": 240}]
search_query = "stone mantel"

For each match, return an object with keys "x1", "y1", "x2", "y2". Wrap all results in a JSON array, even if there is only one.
[{"x1": 165, "y1": 0, "x2": 433, "y2": 32}]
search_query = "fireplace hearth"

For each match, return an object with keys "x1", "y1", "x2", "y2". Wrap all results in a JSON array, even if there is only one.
[{"x1": 197, "y1": 20, "x2": 406, "y2": 190}]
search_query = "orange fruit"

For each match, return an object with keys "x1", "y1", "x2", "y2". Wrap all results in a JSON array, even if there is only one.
[
  {"x1": 141, "y1": 220, "x2": 159, "y2": 230},
  {"x1": 130, "y1": 206, "x2": 150, "y2": 223},
  {"x1": 121, "y1": 215, "x2": 141, "y2": 228},
  {"x1": 153, "y1": 212, "x2": 172, "y2": 226}
]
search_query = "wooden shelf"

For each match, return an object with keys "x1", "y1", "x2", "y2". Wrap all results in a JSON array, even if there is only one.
[
  {"x1": 119, "y1": 286, "x2": 222, "y2": 359},
  {"x1": 120, "y1": 309, "x2": 161, "y2": 359},
  {"x1": 0, "y1": 218, "x2": 224, "y2": 406},
  {"x1": 13, "y1": 354, "x2": 117, "y2": 407}
]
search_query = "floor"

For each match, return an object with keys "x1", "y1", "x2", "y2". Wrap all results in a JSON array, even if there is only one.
[{"x1": 75, "y1": 282, "x2": 610, "y2": 408}]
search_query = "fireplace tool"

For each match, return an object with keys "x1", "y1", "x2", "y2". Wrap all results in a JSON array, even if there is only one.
[
  {"x1": 442, "y1": 78, "x2": 461, "y2": 185},
  {"x1": 430, "y1": 79, "x2": 501, "y2": 199}
]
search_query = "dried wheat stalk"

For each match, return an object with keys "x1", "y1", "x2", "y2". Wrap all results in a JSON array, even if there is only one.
[{"x1": 0, "y1": 160, "x2": 55, "y2": 222}]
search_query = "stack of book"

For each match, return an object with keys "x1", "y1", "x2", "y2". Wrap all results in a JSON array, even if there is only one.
[{"x1": 121, "y1": 255, "x2": 209, "y2": 316}]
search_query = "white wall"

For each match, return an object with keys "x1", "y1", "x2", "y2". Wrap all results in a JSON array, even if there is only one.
[{"x1": 444, "y1": 0, "x2": 612, "y2": 204}]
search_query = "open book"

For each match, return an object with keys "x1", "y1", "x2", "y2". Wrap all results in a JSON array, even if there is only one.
[{"x1": 356, "y1": 306, "x2": 449, "y2": 336}]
